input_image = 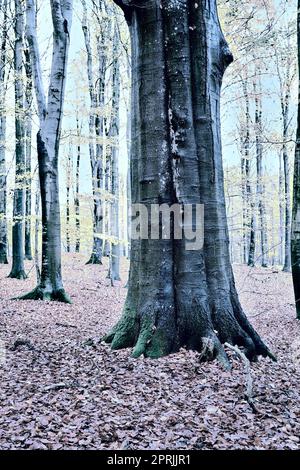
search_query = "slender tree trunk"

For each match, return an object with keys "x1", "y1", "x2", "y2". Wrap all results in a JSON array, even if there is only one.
[
  {"x1": 9, "y1": 0, "x2": 27, "y2": 279},
  {"x1": 20, "y1": 0, "x2": 72, "y2": 302},
  {"x1": 108, "y1": 24, "x2": 121, "y2": 282},
  {"x1": 34, "y1": 178, "x2": 40, "y2": 283},
  {"x1": 291, "y1": 0, "x2": 300, "y2": 319},
  {"x1": 75, "y1": 114, "x2": 81, "y2": 253},
  {"x1": 106, "y1": 0, "x2": 274, "y2": 364},
  {"x1": 66, "y1": 145, "x2": 71, "y2": 253},
  {"x1": 279, "y1": 151, "x2": 284, "y2": 265},
  {"x1": 82, "y1": 0, "x2": 105, "y2": 265},
  {"x1": 0, "y1": 0, "x2": 8, "y2": 264},
  {"x1": 254, "y1": 78, "x2": 268, "y2": 268},
  {"x1": 24, "y1": 48, "x2": 33, "y2": 260},
  {"x1": 103, "y1": 151, "x2": 111, "y2": 257}
]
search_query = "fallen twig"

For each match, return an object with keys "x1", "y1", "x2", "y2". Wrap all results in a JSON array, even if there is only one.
[
  {"x1": 55, "y1": 322, "x2": 77, "y2": 329},
  {"x1": 225, "y1": 342, "x2": 258, "y2": 413}
]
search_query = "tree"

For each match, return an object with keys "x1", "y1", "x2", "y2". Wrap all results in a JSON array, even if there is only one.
[
  {"x1": 19, "y1": 0, "x2": 72, "y2": 301},
  {"x1": 0, "y1": 0, "x2": 9, "y2": 265},
  {"x1": 75, "y1": 112, "x2": 81, "y2": 253},
  {"x1": 105, "y1": 0, "x2": 275, "y2": 364},
  {"x1": 292, "y1": 0, "x2": 300, "y2": 319},
  {"x1": 108, "y1": 19, "x2": 121, "y2": 283},
  {"x1": 24, "y1": 47, "x2": 33, "y2": 260},
  {"x1": 81, "y1": 0, "x2": 108, "y2": 265},
  {"x1": 8, "y1": 0, "x2": 27, "y2": 279}
]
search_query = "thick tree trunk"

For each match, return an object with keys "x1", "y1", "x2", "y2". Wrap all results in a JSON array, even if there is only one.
[
  {"x1": 105, "y1": 0, "x2": 274, "y2": 364},
  {"x1": 24, "y1": 48, "x2": 33, "y2": 261},
  {"x1": 9, "y1": 0, "x2": 27, "y2": 279},
  {"x1": 292, "y1": 0, "x2": 300, "y2": 319},
  {"x1": 20, "y1": 0, "x2": 72, "y2": 302},
  {"x1": 0, "y1": 0, "x2": 8, "y2": 265}
]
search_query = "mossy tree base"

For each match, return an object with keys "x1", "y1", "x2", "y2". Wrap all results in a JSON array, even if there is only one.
[
  {"x1": 104, "y1": 295, "x2": 276, "y2": 368},
  {"x1": 16, "y1": 286, "x2": 71, "y2": 303},
  {"x1": 8, "y1": 269, "x2": 27, "y2": 280}
]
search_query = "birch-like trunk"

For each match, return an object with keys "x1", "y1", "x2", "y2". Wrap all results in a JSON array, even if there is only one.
[
  {"x1": 291, "y1": 0, "x2": 300, "y2": 319},
  {"x1": 9, "y1": 0, "x2": 27, "y2": 279},
  {"x1": 105, "y1": 0, "x2": 274, "y2": 364},
  {"x1": 20, "y1": 0, "x2": 72, "y2": 301},
  {"x1": 75, "y1": 114, "x2": 81, "y2": 253},
  {"x1": 0, "y1": 0, "x2": 8, "y2": 264},
  {"x1": 24, "y1": 47, "x2": 33, "y2": 260}
]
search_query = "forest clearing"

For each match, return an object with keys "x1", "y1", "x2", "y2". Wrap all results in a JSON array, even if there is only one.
[{"x1": 0, "y1": 255, "x2": 299, "y2": 450}]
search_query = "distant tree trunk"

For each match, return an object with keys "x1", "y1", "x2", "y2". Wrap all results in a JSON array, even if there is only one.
[
  {"x1": 108, "y1": 24, "x2": 121, "y2": 282},
  {"x1": 66, "y1": 144, "x2": 72, "y2": 253},
  {"x1": 105, "y1": 0, "x2": 274, "y2": 363},
  {"x1": 279, "y1": 151, "x2": 284, "y2": 265},
  {"x1": 82, "y1": 0, "x2": 105, "y2": 265},
  {"x1": 292, "y1": 0, "x2": 300, "y2": 319},
  {"x1": 20, "y1": 0, "x2": 72, "y2": 302},
  {"x1": 24, "y1": 48, "x2": 33, "y2": 260},
  {"x1": 34, "y1": 178, "x2": 40, "y2": 283},
  {"x1": 0, "y1": 0, "x2": 8, "y2": 265},
  {"x1": 75, "y1": 114, "x2": 81, "y2": 253},
  {"x1": 283, "y1": 143, "x2": 291, "y2": 271},
  {"x1": 9, "y1": 0, "x2": 27, "y2": 279},
  {"x1": 103, "y1": 152, "x2": 111, "y2": 257},
  {"x1": 254, "y1": 77, "x2": 268, "y2": 268}
]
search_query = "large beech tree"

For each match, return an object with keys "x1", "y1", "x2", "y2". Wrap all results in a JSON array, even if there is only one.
[
  {"x1": 19, "y1": 0, "x2": 72, "y2": 301},
  {"x1": 105, "y1": 0, "x2": 275, "y2": 364}
]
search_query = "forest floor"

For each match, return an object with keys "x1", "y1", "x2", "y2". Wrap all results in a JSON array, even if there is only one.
[{"x1": 0, "y1": 254, "x2": 300, "y2": 450}]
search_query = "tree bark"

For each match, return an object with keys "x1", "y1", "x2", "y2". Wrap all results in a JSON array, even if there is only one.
[
  {"x1": 0, "y1": 0, "x2": 8, "y2": 265},
  {"x1": 82, "y1": 0, "x2": 105, "y2": 265},
  {"x1": 105, "y1": 0, "x2": 274, "y2": 364},
  {"x1": 108, "y1": 23, "x2": 121, "y2": 282},
  {"x1": 20, "y1": 0, "x2": 72, "y2": 301},
  {"x1": 9, "y1": 0, "x2": 27, "y2": 279},
  {"x1": 254, "y1": 77, "x2": 268, "y2": 268},
  {"x1": 292, "y1": 0, "x2": 300, "y2": 319},
  {"x1": 75, "y1": 113, "x2": 81, "y2": 253},
  {"x1": 24, "y1": 47, "x2": 33, "y2": 261}
]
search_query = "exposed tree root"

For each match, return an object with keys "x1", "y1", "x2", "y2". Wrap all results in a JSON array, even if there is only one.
[
  {"x1": 8, "y1": 270, "x2": 27, "y2": 280},
  {"x1": 104, "y1": 295, "x2": 276, "y2": 367},
  {"x1": 15, "y1": 286, "x2": 71, "y2": 303}
]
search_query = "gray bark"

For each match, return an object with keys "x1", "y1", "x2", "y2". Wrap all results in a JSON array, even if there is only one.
[
  {"x1": 105, "y1": 0, "x2": 274, "y2": 364},
  {"x1": 82, "y1": 0, "x2": 105, "y2": 264},
  {"x1": 291, "y1": 0, "x2": 300, "y2": 319},
  {"x1": 0, "y1": 0, "x2": 8, "y2": 264},
  {"x1": 254, "y1": 77, "x2": 268, "y2": 268},
  {"x1": 75, "y1": 113, "x2": 81, "y2": 253},
  {"x1": 20, "y1": 0, "x2": 72, "y2": 301},
  {"x1": 9, "y1": 0, "x2": 27, "y2": 279},
  {"x1": 108, "y1": 23, "x2": 121, "y2": 282},
  {"x1": 24, "y1": 47, "x2": 33, "y2": 260}
]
